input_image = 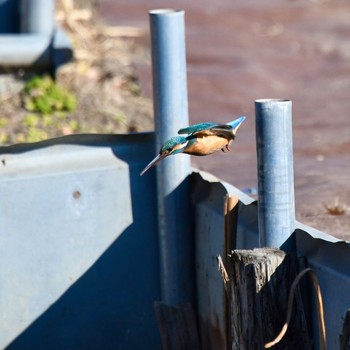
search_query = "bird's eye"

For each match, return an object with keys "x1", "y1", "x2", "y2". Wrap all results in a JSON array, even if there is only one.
[{"x1": 167, "y1": 147, "x2": 173, "y2": 152}]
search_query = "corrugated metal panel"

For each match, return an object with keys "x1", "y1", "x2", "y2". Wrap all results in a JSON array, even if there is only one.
[
  {"x1": 191, "y1": 171, "x2": 230, "y2": 349},
  {"x1": 296, "y1": 227, "x2": 350, "y2": 349},
  {"x1": 191, "y1": 171, "x2": 257, "y2": 349},
  {"x1": 192, "y1": 170, "x2": 350, "y2": 349},
  {"x1": 1, "y1": 134, "x2": 349, "y2": 349},
  {"x1": 0, "y1": 133, "x2": 161, "y2": 350}
]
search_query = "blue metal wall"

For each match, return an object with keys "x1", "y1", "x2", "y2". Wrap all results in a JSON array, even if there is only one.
[
  {"x1": 191, "y1": 171, "x2": 350, "y2": 349},
  {"x1": 0, "y1": 134, "x2": 349, "y2": 349},
  {"x1": 0, "y1": 134, "x2": 161, "y2": 350}
]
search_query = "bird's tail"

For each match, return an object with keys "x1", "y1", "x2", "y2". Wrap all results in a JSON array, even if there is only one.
[{"x1": 227, "y1": 116, "x2": 246, "y2": 132}]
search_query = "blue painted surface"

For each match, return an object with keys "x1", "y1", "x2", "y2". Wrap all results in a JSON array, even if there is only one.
[
  {"x1": 0, "y1": 34, "x2": 51, "y2": 66},
  {"x1": 20, "y1": 0, "x2": 54, "y2": 34},
  {"x1": 150, "y1": 9, "x2": 194, "y2": 305},
  {"x1": 0, "y1": 0, "x2": 54, "y2": 34},
  {"x1": 0, "y1": 134, "x2": 161, "y2": 350},
  {"x1": 0, "y1": 134, "x2": 349, "y2": 349},
  {"x1": 191, "y1": 170, "x2": 350, "y2": 350},
  {"x1": 255, "y1": 99, "x2": 295, "y2": 248},
  {"x1": 0, "y1": 0, "x2": 72, "y2": 70},
  {"x1": 191, "y1": 171, "x2": 237, "y2": 349},
  {"x1": 0, "y1": 0, "x2": 19, "y2": 33}
]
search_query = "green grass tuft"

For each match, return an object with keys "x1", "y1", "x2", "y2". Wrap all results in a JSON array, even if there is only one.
[{"x1": 23, "y1": 75, "x2": 77, "y2": 115}]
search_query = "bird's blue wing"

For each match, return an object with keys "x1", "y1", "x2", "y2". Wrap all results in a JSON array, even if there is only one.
[
  {"x1": 178, "y1": 117, "x2": 245, "y2": 137},
  {"x1": 178, "y1": 122, "x2": 217, "y2": 135}
]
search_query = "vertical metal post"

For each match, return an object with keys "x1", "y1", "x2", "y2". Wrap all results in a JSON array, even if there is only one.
[
  {"x1": 20, "y1": 0, "x2": 55, "y2": 35},
  {"x1": 255, "y1": 99, "x2": 295, "y2": 248},
  {"x1": 150, "y1": 10, "x2": 192, "y2": 305}
]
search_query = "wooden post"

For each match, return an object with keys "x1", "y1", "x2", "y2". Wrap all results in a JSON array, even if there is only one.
[
  {"x1": 154, "y1": 302, "x2": 201, "y2": 350},
  {"x1": 340, "y1": 309, "x2": 350, "y2": 350},
  {"x1": 228, "y1": 248, "x2": 311, "y2": 350}
]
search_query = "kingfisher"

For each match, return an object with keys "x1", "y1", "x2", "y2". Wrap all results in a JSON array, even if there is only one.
[{"x1": 140, "y1": 116, "x2": 246, "y2": 176}]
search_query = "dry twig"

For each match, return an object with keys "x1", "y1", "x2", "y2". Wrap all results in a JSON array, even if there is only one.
[
  {"x1": 217, "y1": 255, "x2": 230, "y2": 284},
  {"x1": 264, "y1": 267, "x2": 326, "y2": 349}
]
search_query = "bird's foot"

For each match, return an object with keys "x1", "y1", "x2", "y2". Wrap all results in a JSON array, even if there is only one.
[{"x1": 221, "y1": 144, "x2": 231, "y2": 153}]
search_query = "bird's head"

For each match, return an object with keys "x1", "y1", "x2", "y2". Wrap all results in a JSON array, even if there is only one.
[{"x1": 140, "y1": 136, "x2": 188, "y2": 176}]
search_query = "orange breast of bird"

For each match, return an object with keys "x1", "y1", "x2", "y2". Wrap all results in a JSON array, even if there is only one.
[{"x1": 184, "y1": 136, "x2": 229, "y2": 156}]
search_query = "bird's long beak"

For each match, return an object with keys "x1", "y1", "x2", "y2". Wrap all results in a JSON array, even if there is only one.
[{"x1": 140, "y1": 153, "x2": 168, "y2": 176}]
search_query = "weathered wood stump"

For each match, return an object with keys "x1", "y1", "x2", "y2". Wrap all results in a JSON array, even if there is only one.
[
  {"x1": 228, "y1": 248, "x2": 311, "y2": 350},
  {"x1": 154, "y1": 302, "x2": 201, "y2": 350},
  {"x1": 340, "y1": 309, "x2": 350, "y2": 350}
]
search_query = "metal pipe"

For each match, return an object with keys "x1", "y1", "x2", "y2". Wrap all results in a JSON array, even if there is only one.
[
  {"x1": 149, "y1": 9, "x2": 192, "y2": 305},
  {"x1": 255, "y1": 99, "x2": 295, "y2": 248},
  {"x1": 0, "y1": 34, "x2": 51, "y2": 67},
  {"x1": 20, "y1": 0, "x2": 55, "y2": 35},
  {"x1": 0, "y1": 0, "x2": 20, "y2": 33},
  {"x1": 0, "y1": 29, "x2": 72, "y2": 69},
  {"x1": 0, "y1": 0, "x2": 72, "y2": 70}
]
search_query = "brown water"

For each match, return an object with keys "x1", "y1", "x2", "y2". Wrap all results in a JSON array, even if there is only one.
[{"x1": 99, "y1": 0, "x2": 350, "y2": 239}]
